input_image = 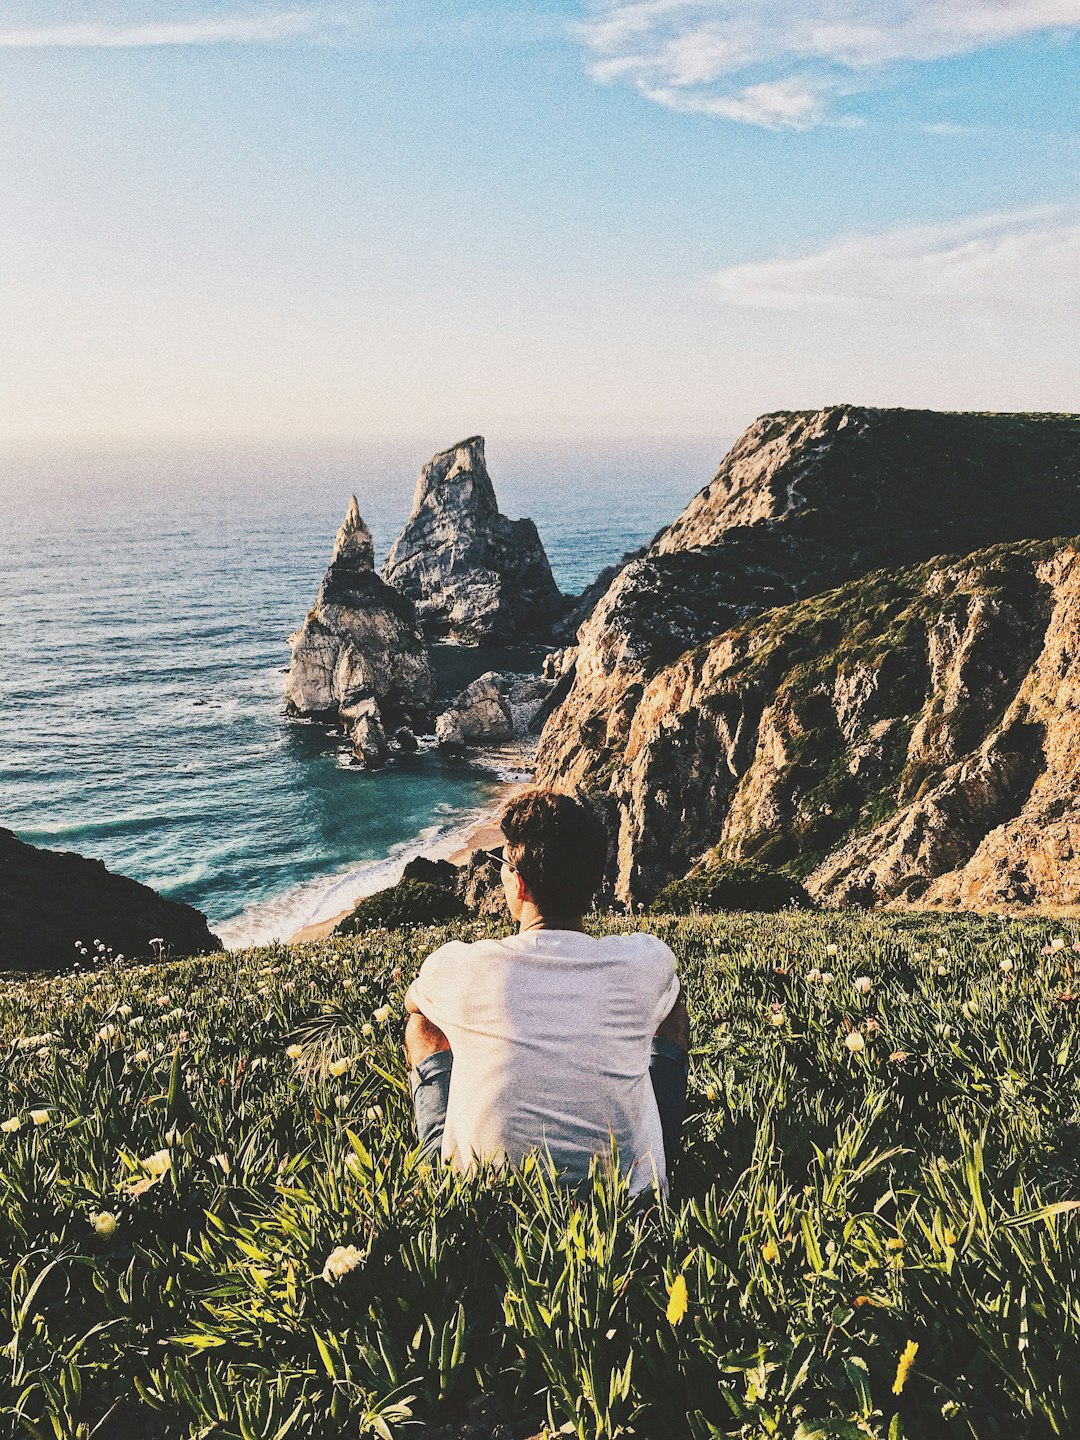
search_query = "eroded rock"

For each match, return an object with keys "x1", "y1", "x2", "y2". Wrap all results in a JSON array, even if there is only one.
[{"x1": 383, "y1": 437, "x2": 564, "y2": 643}]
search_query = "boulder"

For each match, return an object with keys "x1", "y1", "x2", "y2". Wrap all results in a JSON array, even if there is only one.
[
  {"x1": 0, "y1": 829, "x2": 221, "y2": 973},
  {"x1": 434, "y1": 670, "x2": 555, "y2": 750},
  {"x1": 383, "y1": 436, "x2": 564, "y2": 642},
  {"x1": 285, "y1": 497, "x2": 435, "y2": 755}
]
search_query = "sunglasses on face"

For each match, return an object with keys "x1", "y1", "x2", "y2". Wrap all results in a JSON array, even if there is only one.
[{"x1": 480, "y1": 846, "x2": 517, "y2": 872}]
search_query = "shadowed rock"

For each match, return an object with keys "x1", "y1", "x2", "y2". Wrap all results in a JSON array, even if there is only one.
[{"x1": 0, "y1": 829, "x2": 221, "y2": 973}]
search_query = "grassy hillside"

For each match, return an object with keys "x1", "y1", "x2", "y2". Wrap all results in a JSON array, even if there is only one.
[{"x1": 2, "y1": 913, "x2": 1079, "y2": 1438}]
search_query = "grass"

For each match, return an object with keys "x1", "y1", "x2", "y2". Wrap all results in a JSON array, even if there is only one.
[{"x1": 1, "y1": 911, "x2": 1079, "y2": 1439}]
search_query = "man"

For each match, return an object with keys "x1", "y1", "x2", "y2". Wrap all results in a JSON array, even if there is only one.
[{"x1": 403, "y1": 788, "x2": 690, "y2": 1197}]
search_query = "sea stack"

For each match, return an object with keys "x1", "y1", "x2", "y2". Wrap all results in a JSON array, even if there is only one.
[
  {"x1": 285, "y1": 497, "x2": 435, "y2": 766},
  {"x1": 382, "y1": 436, "x2": 564, "y2": 643}
]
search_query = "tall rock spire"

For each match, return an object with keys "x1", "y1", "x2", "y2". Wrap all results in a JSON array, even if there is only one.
[
  {"x1": 331, "y1": 496, "x2": 375, "y2": 569},
  {"x1": 383, "y1": 436, "x2": 564, "y2": 643}
]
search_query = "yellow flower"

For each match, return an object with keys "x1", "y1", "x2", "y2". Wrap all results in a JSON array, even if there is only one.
[
  {"x1": 704, "y1": 1085, "x2": 719, "y2": 1103},
  {"x1": 1, "y1": 1117, "x2": 21, "y2": 1134},
  {"x1": 373, "y1": 1005, "x2": 392, "y2": 1023},
  {"x1": 886, "y1": 1237, "x2": 904, "y2": 1252},
  {"x1": 666, "y1": 1272, "x2": 689, "y2": 1325},
  {"x1": 361, "y1": 1023, "x2": 374, "y2": 1037},
  {"x1": 761, "y1": 1240, "x2": 779, "y2": 1263},
  {"x1": 329, "y1": 1057, "x2": 351, "y2": 1078},
  {"x1": 769, "y1": 1009, "x2": 786, "y2": 1027},
  {"x1": 321, "y1": 1243, "x2": 363, "y2": 1283},
  {"x1": 944, "y1": 1228, "x2": 957, "y2": 1246},
  {"x1": 144, "y1": 1149, "x2": 172, "y2": 1177},
  {"x1": 91, "y1": 1211, "x2": 118, "y2": 1237},
  {"x1": 845, "y1": 1031, "x2": 866, "y2": 1054},
  {"x1": 30, "y1": 1110, "x2": 50, "y2": 1126},
  {"x1": 285, "y1": 1043, "x2": 303, "y2": 1060},
  {"x1": 892, "y1": 1339, "x2": 919, "y2": 1395}
]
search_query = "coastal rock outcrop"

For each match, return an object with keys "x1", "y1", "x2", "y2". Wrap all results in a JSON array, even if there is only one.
[
  {"x1": 435, "y1": 671, "x2": 556, "y2": 750},
  {"x1": 383, "y1": 437, "x2": 564, "y2": 643},
  {"x1": 0, "y1": 829, "x2": 221, "y2": 972},
  {"x1": 536, "y1": 408, "x2": 1080, "y2": 803},
  {"x1": 533, "y1": 407, "x2": 1080, "y2": 908},
  {"x1": 285, "y1": 497, "x2": 435, "y2": 765}
]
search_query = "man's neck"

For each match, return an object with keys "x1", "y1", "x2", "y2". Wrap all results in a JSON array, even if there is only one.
[{"x1": 517, "y1": 901, "x2": 585, "y2": 934}]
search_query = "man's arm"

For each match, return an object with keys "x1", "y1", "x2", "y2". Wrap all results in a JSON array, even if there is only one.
[
  {"x1": 404, "y1": 982, "x2": 451, "y2": 1069},
  {"x1": 654, "y1": 993, "x2": 689, "y2": 1051}
]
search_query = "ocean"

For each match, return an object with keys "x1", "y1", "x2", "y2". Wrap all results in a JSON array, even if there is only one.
[{"x1": 0, "y1": 436, "x2": 724, "y2": 947}]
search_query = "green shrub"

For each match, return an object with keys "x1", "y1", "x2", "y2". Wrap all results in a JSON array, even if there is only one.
[
  {"x1": 334, "y1": 879, "x2": 467, "y2": 934},
  {"x1": 652, "y1": 863, "x2": 812, "y2": 914}
]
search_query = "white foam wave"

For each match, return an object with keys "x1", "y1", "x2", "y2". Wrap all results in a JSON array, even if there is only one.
[{"x1": 214, "y1": 793, "x2": 513, "y2": 950}]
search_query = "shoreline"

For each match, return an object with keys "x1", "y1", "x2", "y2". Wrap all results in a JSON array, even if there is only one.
[{"x1": 285, "y1": 782, "x2": 524, "y2": 945}]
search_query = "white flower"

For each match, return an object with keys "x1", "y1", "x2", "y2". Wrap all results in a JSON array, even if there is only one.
[
  {"x1": 118, "y1": 1004, "x2": 133, "y2": 1018},
  {"x1": 133, "y1": 1049, "x2": 151, "y2": 1064},
  {"x1": 164, "y1": 1125, "x2": 182, "y2": 1146},
  {"x1": 96, "y1": 1024, "x2": 117, "y2": 1042},
  {"x1": 30, "y1": 1110, "x2": 50, "y2": 1126},
  {"x1": 1, "y1": 1117, "x2": 21, "y2": 1134},
  {"x1": 961, "y1": 999, "x2": 979, "y2": 1017},
  {"x1": 156, "y1": 996, "x2": 170, "y2": 1007},
  {"x1": 361, "y1": 1023, "x2": 374, "y2": 1037},
  {"x1": 285, "y1": 1044, "x2": 303, "y2": 1060},
  {"x1": 821, "y1": 972, "x2": 834, "y2": 986},
  {"x1": 328, "y1": 1058, "x2": 351, "y2": 1078},
  {"x1": 937, "y1": 946, "x2": 949, "y2": 958},
  {"x1": 825, "y1": 943, "x2": 838, "y2": 957},
  {"x1": 91, "y1": 1211, "x2": 118, "y2": 1237},
  {"x1": 999, "y1": 957, "x2": 1014, "y2": 973},
  {"x1": 373, "y1": 1005, "x2": 392, "y2": 1024},
  {"x1": 344, "y1": 1152, "x2": 363, "y2": 1176},
  {"x1": 768, "y1": 1010, "x2": 786, "y2": 1028},
  {"x1": 143, "y1": 1149, "x2": 172, "y2": 1177},
  {"x1": 321, "y1": 1243, "x2": 363, "y2": 1283},
  {"x1": 335, "y1": 1094, "x2": 349, "y2": 1110},
  {"x1": 937, "y1": 964, "x2": 949, "y2": 976},
  {"x1": 806, "y1": 968, "x2": 822, "y2": 983},
  {"x1": 853, "y1": 976, "x2": 873, "y2": 995},
  {"x1": 365, "y1": 1104, "x2": 384, "y2": 1122},
  {"x1": 1051, "y1": 936, "x2": 1066, "y2": 952},
  {"x1": 845, "y1": 1031, "x2": 865, "y2": 1054}
]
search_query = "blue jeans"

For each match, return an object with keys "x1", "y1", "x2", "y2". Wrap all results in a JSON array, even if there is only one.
[{"x1": 411, "y1": 1038, "x2": 690, "y2": 1179}]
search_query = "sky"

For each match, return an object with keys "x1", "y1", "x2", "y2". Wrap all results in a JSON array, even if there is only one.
[{"x1": 2, "y1": 0, "x2": 1079, "y2": 449}]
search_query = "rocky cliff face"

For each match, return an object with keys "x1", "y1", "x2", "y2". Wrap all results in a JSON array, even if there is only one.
[
  {"x1": 285, "y1": 498, "x2": 434, "y2": 765},
  {"x1": 0, "y1": 829, "x2": 221, "y2": 972},
  {"x1": 534, "y1": 408, "x2": 1080, "y2": 908},
  {"x1": 536, "y1": 408, "x2": 1080, "y2": 800},
  {"x1": 383, "y1": 436, "x2": 564, "y2": 643}
]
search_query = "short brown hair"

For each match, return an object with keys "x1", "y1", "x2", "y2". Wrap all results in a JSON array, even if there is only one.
[{"x1": 500, "y1": 788, "x2": 607, "y2": 918}]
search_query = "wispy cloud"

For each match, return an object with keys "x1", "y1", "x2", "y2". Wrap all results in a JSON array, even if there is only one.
[
  {"x1": 576, "y1": 1, "x2": 1080, "y2": 127},
  {"x1": 710, "y1": 204, "x2": 1080, "y2": 310},
  {"x1": 0, "y1": 10, "x2": 335, "y2": 48}
]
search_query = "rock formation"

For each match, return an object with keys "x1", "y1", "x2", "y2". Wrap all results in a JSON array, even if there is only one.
[
  {"x1": 533, "y1": 407, "x2": 1080, "y2": 908},
  {"x1": 383, "y1": 436, "x2": 564, "y2": 643},
  {"x1": 285, "y1": 497, "x2": 435, "y2": 766},
  {"x1": 0, "y1": 829, "x2": 221, "y2": 972},
  {"x1": 435, "y1": 671, "x2": 556, "y2": 750}
]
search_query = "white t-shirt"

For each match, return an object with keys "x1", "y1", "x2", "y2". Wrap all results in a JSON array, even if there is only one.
[{"x1": 408, "y1": 929, "x2": 681, "y2": 1196}]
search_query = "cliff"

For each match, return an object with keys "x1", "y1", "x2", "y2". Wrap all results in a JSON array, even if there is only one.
[
  {"x1": 383, "y1": 436, "x2": 564, "y2": 643},
  {"x1": 533, "y1": 408, "x2": 1080, "y2": 907},
  {"x1": 0, "y1": 829, "x2": 221, "y2": 972},
  {"x1": 285, "y1": 497, "x2": 435, "y2": 765}
]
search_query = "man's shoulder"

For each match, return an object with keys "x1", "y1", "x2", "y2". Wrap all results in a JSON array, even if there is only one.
[{"x1": 601, "y1": 930, "x2": 677, "y2": 962}]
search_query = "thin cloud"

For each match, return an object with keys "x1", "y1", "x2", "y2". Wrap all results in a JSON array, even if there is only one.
[
  {"x1": 0, "y1": 11, "x2": 334, "y2": 48},
  {"x1": 710, "y1": 204, "x2": 1080, "y2": 310},
  {"x1": 576, "y1": 1, "x2": 1080, "y2": 127}
]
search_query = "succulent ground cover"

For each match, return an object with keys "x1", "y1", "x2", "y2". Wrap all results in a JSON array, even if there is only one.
[{"x1": 1, "y1": 912, "x2": 1078, "y2": 1439}]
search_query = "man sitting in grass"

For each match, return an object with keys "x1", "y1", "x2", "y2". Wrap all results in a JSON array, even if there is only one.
[{"x1": 404, "y1": 788, "x2": 690, "y2": 1197}]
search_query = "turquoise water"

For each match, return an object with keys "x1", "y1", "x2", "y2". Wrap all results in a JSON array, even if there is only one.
[{"x1": 0, "y1": 438, "x2": 719, "y2": 944}]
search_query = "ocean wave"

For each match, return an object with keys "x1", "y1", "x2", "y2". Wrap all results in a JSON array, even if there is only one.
[{"x1": 214, "y1": 794, "x2": 513, "y2": 950}]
